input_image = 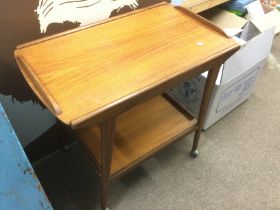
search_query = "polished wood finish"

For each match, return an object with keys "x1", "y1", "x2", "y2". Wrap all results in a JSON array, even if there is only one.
[
  {"x1": 15, "y1": 3, "x2": 238, "y2": 128},
  {"x1": 14, "y1": 4, "x2": 239, "y2": 210},
  {"x1": 16, "y1": 56, "x2": 62, "y2": 115},
  {"x1": 183, "y1": 0, "x2": 209, "y2": 8},
  {"x1": 16, "y1": 2, "x2": 167, "y2": 50},
  {"x1": 100, "y1": 119, "x2": 116, "y2": 210},
  {"x1": 192, "y1": 66, "x2": 220, "y2": 152},
  {"x1": 192, "y1": 1, "x2": 211, "y2": 13},
  {"x1": 183, "y1": 0, "x2": 229, "y2": 13},
  {"x1": 174, "y1": 6, "x2": 228, "y2": 37},
  {"x1": 76, "y1": 96, "x2": 197, "y2": 178},
  {"x1": 209, "y1": 0, "x2": 229, "y2": 8}
]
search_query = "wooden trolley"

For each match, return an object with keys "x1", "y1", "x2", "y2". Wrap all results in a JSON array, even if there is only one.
[{"x1": 15, "y1": 3, "x2": 239, "y2": 210}]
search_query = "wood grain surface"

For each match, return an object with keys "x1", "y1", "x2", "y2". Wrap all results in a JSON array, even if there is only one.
[
  {"x1": 182, "y1": 0, "x2": 229, "y2": 13},
  {"x1": 76, "y1": 95, "x2": 197, "y2": 177},
  {"x1": 15, "y1": 3, "x2": 239, "y2": 127}
]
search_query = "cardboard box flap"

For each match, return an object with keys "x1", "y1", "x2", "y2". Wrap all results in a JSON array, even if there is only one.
[
  {"x1": 221, "y1": 27, "x2": 275, "y2": 85},
  {"x1": 246, "y1": 0, "x2": 280, "y2": 34},
  {"x1": 246, "y1": 0, "x2": 265, "y2": 19},
  {"x1": 251, "y1": 10, "x2": 280, "y2": 34},
  {"x1": 201, "y1": 8, "x2": 248, "y2": 37}
]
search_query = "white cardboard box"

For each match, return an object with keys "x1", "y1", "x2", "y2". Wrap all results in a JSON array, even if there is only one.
[
  {"x1": 168, "y1": 59, "x2": 266, "y2": 130},
  {"x1": 246, "y1": 0, "x2": 280, "y2": 34},
  {"x1": 167, "y1": 8, "x2": 275, "y2": 130}
]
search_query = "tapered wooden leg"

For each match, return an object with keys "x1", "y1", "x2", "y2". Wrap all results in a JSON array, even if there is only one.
[
  {"x1": 192, "y1": 65, "x2": 220, "y2": 157},
  {"x1": 100, "y1": 119, "x2": 116, "y2": 210}
]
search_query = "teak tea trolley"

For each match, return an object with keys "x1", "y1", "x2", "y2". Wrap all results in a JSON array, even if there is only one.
[{"x1": 15, "y1": 3, "x2": 239, "y2": 210}]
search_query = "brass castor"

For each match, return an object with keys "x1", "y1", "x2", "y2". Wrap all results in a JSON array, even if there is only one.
[
  {"x1": 62, "y1": 145, "x2": 70, "y2": 152},
  {"x1": 191, "y1": 149, "x2": 199, "y2": 158}
]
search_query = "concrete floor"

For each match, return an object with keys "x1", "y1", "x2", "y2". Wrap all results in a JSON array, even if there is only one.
[{"x1": 34, "y1": 35, "x2": 280, "y2": 210}]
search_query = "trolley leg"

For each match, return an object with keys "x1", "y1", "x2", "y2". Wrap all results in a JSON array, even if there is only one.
[
  {"x1": 191, "y1": 65, "x2": 220, "y2": 157},
  {"x1": 100, "y1": 119, "x2": 116, "y2": 210}
]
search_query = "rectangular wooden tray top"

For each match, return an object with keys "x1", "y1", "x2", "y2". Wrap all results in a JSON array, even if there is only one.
[{"x1": 15, "y1": 3, "x2": 239, "y2": 127}]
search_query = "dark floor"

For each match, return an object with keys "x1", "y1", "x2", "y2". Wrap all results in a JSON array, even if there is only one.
[{"x1": 34, "y1": 35, "x2": 280, "y2": 210}]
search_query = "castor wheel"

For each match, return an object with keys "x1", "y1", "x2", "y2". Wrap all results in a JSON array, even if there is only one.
[
  {"x1": 62, "y1": 145, "x2": 70, "y2": 152},
  {"x1": 100, "y1": 207, "x2": 111, "y2": 210},
  {"x1": 191, "y1": 149, "x2": 199, "y2": 158}
]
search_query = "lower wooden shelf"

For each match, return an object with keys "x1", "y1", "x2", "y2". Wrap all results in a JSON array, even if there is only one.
[{"x1": 76, "y1": 95, "x2": 197, "y2": 179}]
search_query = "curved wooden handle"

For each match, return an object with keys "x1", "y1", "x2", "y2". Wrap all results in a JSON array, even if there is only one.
[
  {"x1": 174, "y1": 6, "x2": 229, "y2": 38},
  {"x1": 16, "y1": 56, "x2": 62, "y2": 115}
]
